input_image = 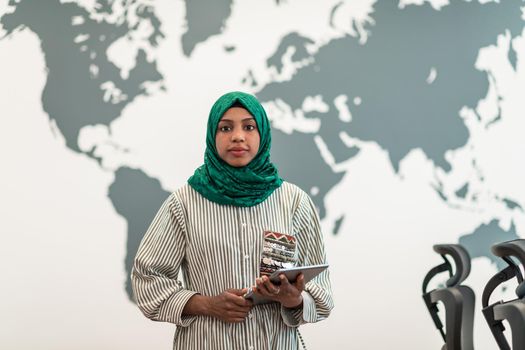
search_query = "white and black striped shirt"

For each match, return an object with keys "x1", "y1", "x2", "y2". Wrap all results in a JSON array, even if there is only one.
[{"x1": 131, "y1": 182, "x2": 333, "y2": 350}]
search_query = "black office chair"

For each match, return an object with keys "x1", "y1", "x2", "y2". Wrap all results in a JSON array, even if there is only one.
[
  {"x1": 482, "y1": 239, "x2": 525, "y2": 350},
  {"x1": 422, "y1": 244, "x2": 475, "y2": 350}
]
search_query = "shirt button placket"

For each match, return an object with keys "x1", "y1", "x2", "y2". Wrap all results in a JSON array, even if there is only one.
[
  {"x1": 242, "y1": 223, "x2": 248, "y2": 259},
  {"x1": 240, "y1": 209, "x2": 248, "y2": 286}
]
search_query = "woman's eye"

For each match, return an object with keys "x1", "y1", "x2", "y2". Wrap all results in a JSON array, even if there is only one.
[
  {"x1": 245, "y1": 124, "x2": 257, "y2": 131},
  {"x1": 219, "y1": 126, "x2": 231, "y2": 132}
]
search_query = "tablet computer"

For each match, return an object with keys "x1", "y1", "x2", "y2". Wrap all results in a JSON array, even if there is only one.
[
  {"x1": 268, "y1": 264, "x2": 329, "y2": 285},
  {"x1": 244, "y1": 264, "x2": 329, "y2": 303}
]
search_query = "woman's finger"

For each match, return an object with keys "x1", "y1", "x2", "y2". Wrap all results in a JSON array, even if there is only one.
[
  {"x1": 227, "y1": 311, "x2": 250, "y2": 319},
  {"x1": 254, "y1": 278, "x2": 277, "y2": 297},
  {"x1": 262, "y1": 276, "x2": 280, "y2": 294},
  {"x1": 229, "y1": 294, "x2": 252, "y2": 307},
  {"x1": 295, "y1": 273, "x2": 305, "y2": 292},
  {"x1": 254, "y1": 278, "x2": 268, "y2": 294},
  {"x1": 279, "y1": 274, "x2": 290, "y2": 286}
]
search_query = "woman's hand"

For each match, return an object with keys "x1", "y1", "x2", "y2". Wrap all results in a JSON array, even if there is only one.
[
  {"x1": 183, "y1": 289, "x2": 253, "y2": 323},
  {"x1": 207, "y1": 289, "x2": 253, "y2": 322},
  {"x1": 253, "y1": 274, "x2": 305, "y2": 308}
]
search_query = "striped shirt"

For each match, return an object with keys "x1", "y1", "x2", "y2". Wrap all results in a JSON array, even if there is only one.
[{"x1": 131, "y1": 182, "x2": 333, "y2": 350}]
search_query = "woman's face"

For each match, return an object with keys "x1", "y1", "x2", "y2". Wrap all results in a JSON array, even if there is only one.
[{"x1": 215, "y1": 107, "x2": 260, "y2": 167}]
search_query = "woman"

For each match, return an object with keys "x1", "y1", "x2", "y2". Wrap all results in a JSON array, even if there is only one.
[{"x1": 131, "y1": 91, "x2": 333, "y2": 349}]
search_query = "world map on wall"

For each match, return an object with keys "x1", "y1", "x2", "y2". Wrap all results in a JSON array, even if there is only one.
[{"x1": 2, "y1": 0, "x2": 524, "y2": 304}]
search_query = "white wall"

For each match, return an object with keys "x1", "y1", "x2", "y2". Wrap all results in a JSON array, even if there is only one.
[{"x1": 1, "y1": 0, "x2": 524, "y2": 349}]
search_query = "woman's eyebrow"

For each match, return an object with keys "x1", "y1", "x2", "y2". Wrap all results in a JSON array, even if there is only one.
[{"x1": 220, "y1": 117, "x2": 255, "y2": 122}]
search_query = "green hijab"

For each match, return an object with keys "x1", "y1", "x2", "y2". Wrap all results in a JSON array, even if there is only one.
[{"x1": 188, "y1": 91, "x2": 283, "y2": 207}]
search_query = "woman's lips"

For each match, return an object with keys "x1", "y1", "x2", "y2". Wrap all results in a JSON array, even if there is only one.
[{"x1": 229, "y1": 148, "x2": 248, "y2": 157}]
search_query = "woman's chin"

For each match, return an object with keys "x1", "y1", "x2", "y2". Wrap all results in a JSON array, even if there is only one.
[
  {"x1": 224, "y1": 156, "x2": 254, "y2": 168},
  {"x1": 227, "y1": 160, "x2": 249, "y2": 167}
]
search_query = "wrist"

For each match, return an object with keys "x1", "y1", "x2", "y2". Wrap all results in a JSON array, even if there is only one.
[
  {"x1": 183, "y1": 294, "x2": 211, "y2": 316},
  {"x1": 282, "y1": 295, "x2": 303, "y2": 309},
  {"x1": 197, "y1": 295, "x2": 212, "y2": 316}
]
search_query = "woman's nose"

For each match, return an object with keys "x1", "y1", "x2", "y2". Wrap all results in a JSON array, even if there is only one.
[{"x1": 232, "y1": 130, "x2": 245, "y2": 142}]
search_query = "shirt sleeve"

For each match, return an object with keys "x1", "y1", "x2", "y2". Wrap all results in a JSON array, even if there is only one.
[
  {"x1": 280, "y1": 190, "x2": 334, "y2": 327},
  {"x1": 131, "y1": 194, "x2": 198, "y2": 327}
]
